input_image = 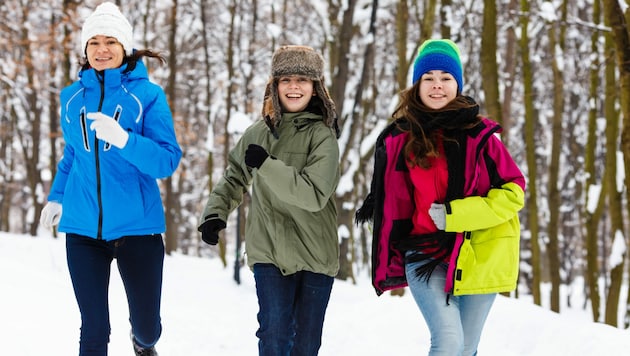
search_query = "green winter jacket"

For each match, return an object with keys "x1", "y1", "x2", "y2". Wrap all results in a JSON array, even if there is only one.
[{"x1": 199, "y1": 111, "x2": 340, "y2": 277}]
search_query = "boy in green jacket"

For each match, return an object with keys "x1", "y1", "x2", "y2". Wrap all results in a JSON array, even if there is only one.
[{"x1": 198, "y1": 45, "x2": 340, "y2": 356}]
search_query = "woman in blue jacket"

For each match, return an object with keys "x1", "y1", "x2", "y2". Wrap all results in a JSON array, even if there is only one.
[{"x1": 39, "y1": 3, "x2": 181, "y2": 355}]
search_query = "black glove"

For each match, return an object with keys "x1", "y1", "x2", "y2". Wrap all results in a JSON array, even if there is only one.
[
  {"x1": 199, "y1": 217, "x2": 226, "y2": 245},
  {"x1": 245, "y1": 144, "x2": 269, "y2": 169}
]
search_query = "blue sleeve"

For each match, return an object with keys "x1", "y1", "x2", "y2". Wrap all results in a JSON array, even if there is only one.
[
  {"x1": 118, "y1": 88, "x2": 182, "y2": 178},
  {"x1": 48, "y1": 143, "x2": 74, "y2": 203}
]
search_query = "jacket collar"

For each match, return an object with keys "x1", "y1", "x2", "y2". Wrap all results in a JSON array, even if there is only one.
[
  {"x1": 280, "y1": 111, "x2": 323, "y2": 131},
  {"x1": 78, "y1": 61, "x2": 148, "y2": 89}
]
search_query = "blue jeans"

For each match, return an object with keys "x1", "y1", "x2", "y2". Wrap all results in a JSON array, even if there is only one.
[
  {"x1": 405, "y1": 258, "x2": 496, "y2": 356},
  {"x1": 66, "y1": 234, "x2": 164, "y2": 356},
  {"x1": 253, "y1": 263, "x2": 334, "y2": 356}
]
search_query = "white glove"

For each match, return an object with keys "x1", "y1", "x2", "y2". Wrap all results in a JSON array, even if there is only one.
[
  {"x1": 428, "y1": 203, "x2": 446, "y2": 230},
  {"x1": 87, "y1": 112, "x2": 129, "y2": 149},
  {"x1": 40, "y1": 202, "x2": 63, "y2": 229}
]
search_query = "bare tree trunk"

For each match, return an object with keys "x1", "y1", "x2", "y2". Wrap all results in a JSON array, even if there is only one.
[
  {"x1": 197, "y1": 0, "x2": 215, "y2": 257},
  {"x1": 13, "y1": 2, "x2": 44, "y2": 236},
  {"x1": 46, "y1": 4, "x2": 65, "y2": 238},
  {"x1": 439, "y1": 0, "x2": 451, "y2": 38},
  {"x1": 543, "y1": 0, "x2": 569, "y2": 313},
  {"x1": 0, "y1": 112, "x2": 13, "y2": 231},
  {"x1": 164, "y1": 0, "x2": 179, "y2": 255},
  {"x1": 324, "y1": 0, "x2": 358, "y2": 281},
  {"x1": 500, "y1": 0, "x2": 519, "y2": 147},
  {"x1": 520, "y1": 0, "x2": 541, "y2": 306},
  {"x1": 602, "y1": 0, "x2": 630, "y2": 327},
  {"x1": 327, "y1": 0, "x2": 357, "y2": 117},
  {"x1": 0, "y1": 5, "x2": 17, "y2": 231},
  {"x1": 603, "y1": 4, "x2": 624, "y2": 327},
  {"x1": 332, "y1": 0, "x2": 362, "y2": 282},
  {"x1": 396, "y1": 0, "x2": 409, "y2": 90},
  {"x1": 583, "y1": 0, "x2": 603, "y2": 322},
  {"x1": 215, "y1": 0, "x2": 240, "y2": 267},
  {"x1": 481, "y1": 0, "x2": 502, "y2": 125}
]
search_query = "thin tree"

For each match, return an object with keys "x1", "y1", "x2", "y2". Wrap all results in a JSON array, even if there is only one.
[
  {"x1": 500, "y1": 0, "x2": 519, "y2": 145},
  {"x1": 164, "y1": 0, "x2": 179, "y2": 255},
  {"x1": 601, "y1": 0, "x2": 630, "y2": 327},
  {"x1": 327, "y1": 0, "x2": 357, "y2": 119},
  {"x1": 521, "y1": 0, "x2": 542, "y2": 306},
  {"x1": 336, "y1": 0, "x2": 379, "y2": 283},
  {"x1": 214, "y1": 0, "x2": 240, "y2": 267},
  {"x1": 326, "y1": 0, "x2": 359, "y2": 281},
  {"x1": 602, "y1": 29, "x2": 624, "y2": 326},
  {"x1": 544, "y1": 0, "x2": 569, "y2": 313},
  {"x1": 583, "y1": 0, "x2": 604, "y2": 323},
  {"x1": 13, "y1": 0, "x2": 45, "y2": 236},
  {"x1": 480, "y1": 0, "x2": 502, "y2": 126}
]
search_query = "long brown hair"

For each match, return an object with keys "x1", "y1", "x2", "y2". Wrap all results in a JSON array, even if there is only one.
[
  {"x1": 80, "y1": 49, "x2": 166, "y2": 72},
  {"x1": 392, "y1": 82, "x2": 481, "y2": 168}
]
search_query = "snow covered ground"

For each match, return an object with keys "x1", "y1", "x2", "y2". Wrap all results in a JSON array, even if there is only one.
[{"x1": 2, "y1": 231, "x2": 630, "y2": 355}]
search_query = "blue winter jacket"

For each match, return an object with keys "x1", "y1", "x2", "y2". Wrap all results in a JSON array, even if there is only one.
[{"x1": 48, "y1": 61, "x2": 181, "y2": 241}]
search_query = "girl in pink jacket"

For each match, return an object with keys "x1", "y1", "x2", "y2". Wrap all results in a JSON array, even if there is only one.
[{"x1": 356, "y1": 39, "x2": 525, "y2": 355}]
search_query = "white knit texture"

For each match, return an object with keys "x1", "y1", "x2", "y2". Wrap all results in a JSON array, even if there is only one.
[{"x1": 80, "y1": 2, "x2": 133, "y2": 56}]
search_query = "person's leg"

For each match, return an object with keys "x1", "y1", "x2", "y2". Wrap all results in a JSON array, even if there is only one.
[
  {"x1": 253, "y1": 263, "x2": 297, "y2": 356},
  {"x1": 291, "y1": 271, "x2": 334, "y2": 356},
  {"x1": 459, "y1": 293, "x2": 496, "y2": 356},
  {"x1": 66, "y1": 234, "x2": 114, "y2": 356},
  {"x1": 115, "y1": 234, "x2": 164, "y2": 349},
  {"x1": 406, "y1": 259, "x2": 464, "y2": 356}
]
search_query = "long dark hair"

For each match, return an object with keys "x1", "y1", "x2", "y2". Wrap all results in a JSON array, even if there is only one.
[
  {"x1": 80, "y1": 49, "x2": 166, "y2": 72},
  {"x1": 392, "y1": 81, "x2": 481, "y2": 168}
]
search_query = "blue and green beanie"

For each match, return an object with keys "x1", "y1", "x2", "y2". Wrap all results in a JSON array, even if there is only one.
[{"x1": 411, "y1": 39, "x2": 463, "y2": 92}]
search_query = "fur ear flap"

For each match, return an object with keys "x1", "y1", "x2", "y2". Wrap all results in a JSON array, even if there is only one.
[
  {"x1": 313, "y1": 79, "x2": 340, "y2": 138},
  {"x1": 262, "y1": 79, "x2": 280, "y2": 139},
  {"x1": 262, "y1": 79, "x2": 275, "y2": 120}
]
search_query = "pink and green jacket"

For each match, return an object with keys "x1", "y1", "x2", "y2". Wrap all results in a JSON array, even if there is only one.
[{"x1": 356, "y1": 117, "x2": 525, "y2": 296}]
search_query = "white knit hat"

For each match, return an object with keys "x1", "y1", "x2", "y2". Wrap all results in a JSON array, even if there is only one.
[{"x1": 80, "y1": 2, "x2": 133, "y2": 56}]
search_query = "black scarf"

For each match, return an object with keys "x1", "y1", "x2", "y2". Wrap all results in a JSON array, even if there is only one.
[{"x1": 408, "y1": 95, "x2": 480, "y2": 138}]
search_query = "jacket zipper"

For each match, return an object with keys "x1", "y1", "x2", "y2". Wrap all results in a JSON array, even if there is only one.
[
  {"x1": 449, "y1": 122, "x2": 500, "y2": 292},
  {"x1": 450, "y1": 230, "x2": 472, "y2": 294},
  {"x1": 95, "y1": 73, "x2": 105, "y2": 239}
]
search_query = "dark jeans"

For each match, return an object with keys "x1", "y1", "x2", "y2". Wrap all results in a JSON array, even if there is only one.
[
  {"x1": 253, "y1": 263, "x2": 334, "y2": 356},
  {"x1": 66, "y1": 233, "x2": 164, "y2": 356}
]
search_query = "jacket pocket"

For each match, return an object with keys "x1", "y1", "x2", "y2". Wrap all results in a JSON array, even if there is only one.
[{"x1": 453, "y1": 219, "x2": 520, "y2": 295}]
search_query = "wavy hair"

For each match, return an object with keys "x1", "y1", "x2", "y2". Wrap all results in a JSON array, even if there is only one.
[
  {"x1": 392, "y1": 82, "x2": 481, "y2": 168},
  {"x1": 80, "y1": 49, "x2": 166, "y2": 72}
]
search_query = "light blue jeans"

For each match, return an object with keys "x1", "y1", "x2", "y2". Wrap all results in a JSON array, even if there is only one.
[{"x1": 405, "y1": 257, "x2": 496, "y2": 356}]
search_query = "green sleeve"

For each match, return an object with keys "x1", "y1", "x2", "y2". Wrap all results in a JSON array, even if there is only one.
[{"x1": 198, "y1": 136, "x2": 253, "y2": 226}]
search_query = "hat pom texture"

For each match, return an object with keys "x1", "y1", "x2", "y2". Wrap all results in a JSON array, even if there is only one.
[
  {"x1": 412, "y1": 39, "x2": 463, "y2": 92},
  {"x1": 262, "y1": 45, "x2": 337, "y2": 136},
  {"x1": 81, "y1": 2, "x2": 133, "y2": 56}
]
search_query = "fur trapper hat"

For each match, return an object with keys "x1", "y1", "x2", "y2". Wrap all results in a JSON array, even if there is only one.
[
  {"x1": 81, "y1": 2, "x2": 133, "y2": 56},
  {"x1": 262, "y1": 45, "x2": 339, "y2": 138}
]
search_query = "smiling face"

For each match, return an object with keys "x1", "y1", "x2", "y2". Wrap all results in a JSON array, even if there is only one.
[
  {"x1": 277, "y1": 76, "x2": 315, "y2": 113},
  {"x1": 85, "y1": 35, "x2": 125, "y2": 71},
  {"x1": 418, "y1": 70, "x2": 458, "y2": 110}
]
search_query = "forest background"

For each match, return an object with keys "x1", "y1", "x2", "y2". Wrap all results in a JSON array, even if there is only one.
[{"x1": 2, "y1": 0, "x2": 630, "y2": 330}]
